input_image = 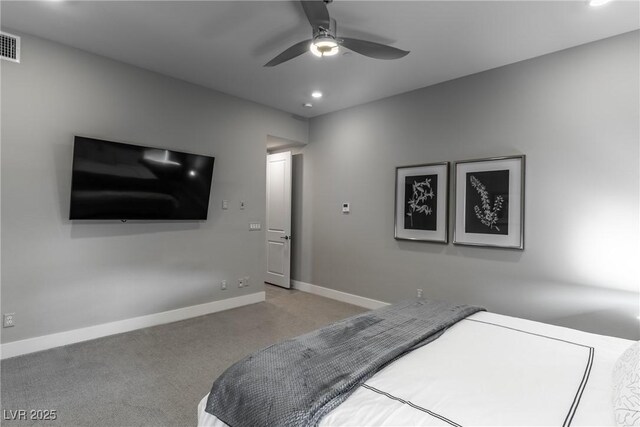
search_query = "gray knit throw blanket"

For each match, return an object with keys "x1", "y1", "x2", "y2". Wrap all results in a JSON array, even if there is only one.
[{"x1": 206, "y1": 298, "x2": 484, "y2": 427}]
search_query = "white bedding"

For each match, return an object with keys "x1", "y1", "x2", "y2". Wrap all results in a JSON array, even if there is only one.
[{"x1": 198, "y1": 311, "x2": 633, "y2": 426}]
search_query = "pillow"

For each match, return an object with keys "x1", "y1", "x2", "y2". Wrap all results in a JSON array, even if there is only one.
[{"x1": 613, "y1": 341, "x2": 640, "y2": 426}]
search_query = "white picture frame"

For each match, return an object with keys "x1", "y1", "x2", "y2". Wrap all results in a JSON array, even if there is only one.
[
  {"x1": 453, "y1": 155, "x2": 525, "y2": 250},
  {"x1": 394, "y1": 162, "x2": 449, "y2": 243}
]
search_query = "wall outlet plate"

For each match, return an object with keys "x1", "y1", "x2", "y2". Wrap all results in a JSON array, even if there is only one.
[
  {"x1": 222, "y1": 200, "x2": 229, "y2": 210},
  {"x1": 342, "y1": 202, "x2": 350, "y2": 213},
  {"x1": 221, "y1": 280, "x2": 227, "y2": 290},
  {"x1": 238, "y1": 278, "x2": 244, "y2": 288},
  {"x1": 3, "y1": 313, "x2": 15, "y2": 328},
  {"x1": 416, "y1": 289, "x2": 423, "y2": 298}
]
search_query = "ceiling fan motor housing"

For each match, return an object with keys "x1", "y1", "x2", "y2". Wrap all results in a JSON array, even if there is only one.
[
  {"x1": 313, "y1": 17, "x2": 337, "y2": 39},
  {"x1": 310, "y1": 18, "x2": 339, "y2": 57}
]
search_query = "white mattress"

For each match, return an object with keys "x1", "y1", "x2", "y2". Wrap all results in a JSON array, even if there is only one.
[{"x1": 198, "y1": 311, "x2": 633, "y2": 426}]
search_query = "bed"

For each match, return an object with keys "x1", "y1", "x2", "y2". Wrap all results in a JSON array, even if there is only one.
[{"x1": 197, "y1": 302, "x2": 638, "y2": 427}]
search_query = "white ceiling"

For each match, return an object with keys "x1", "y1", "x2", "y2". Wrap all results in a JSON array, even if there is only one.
[{"x1": 2, "y1": 1, "x2": 639, "y2": 118}]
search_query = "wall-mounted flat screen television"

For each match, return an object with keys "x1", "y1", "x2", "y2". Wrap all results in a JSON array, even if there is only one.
[{"x1": 69, "y1": 136, "x2": 215, "y2": 220}]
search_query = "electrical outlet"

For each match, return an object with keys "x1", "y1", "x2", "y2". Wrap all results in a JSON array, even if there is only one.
[
  {"x1": 416, "y1": 289, "x2": 423, "y2": 299},
  {"x1": 221, "y1": 280, "x2": 227, "y2": 290},
  {"x1": 3, "y1": 313, "x2": 15, "y2": 328},
  {"x1": 238, "y1": 278, "x2": 244, "y2": 288},
  {"x1": 244, "y1": 276, "x2": 250, "y2": 287}
]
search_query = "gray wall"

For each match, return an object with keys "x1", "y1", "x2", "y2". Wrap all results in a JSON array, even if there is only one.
[
  {"x1": 2, "y1": 30, "x2": 637, "y2": 344},
  {"x1": 301, "y1": 31, "x2": 640, "y2": 339},
  {"x1": 1, "y1": 32, "x2": 308, "y2": 343}
]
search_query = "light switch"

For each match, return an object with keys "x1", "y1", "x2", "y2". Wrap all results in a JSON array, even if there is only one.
[{"x1": 342, "y1": 202, "x2": 350, "y2": 214}]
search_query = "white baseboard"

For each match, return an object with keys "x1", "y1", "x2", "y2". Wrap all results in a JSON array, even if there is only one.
[
  {"x1": 0, "y1": 292, "x2": 265, "y2": 360},
  {"x1": 291, "y1": 280, "x2": 389, "y2": 310}
]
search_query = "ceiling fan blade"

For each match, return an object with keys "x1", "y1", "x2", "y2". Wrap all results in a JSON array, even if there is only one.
[
  {"x1": 300, "y1": 0, "x2": 330, "y2": 30},
  {"x1": 340, "y1": 37, "x2": 409, "y2": 60},
  {"x1": 264, "y1": 39, "x2": 312, "y2": 67}
]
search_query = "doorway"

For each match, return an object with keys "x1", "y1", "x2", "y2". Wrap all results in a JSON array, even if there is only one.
[
  {"x1": 265, "y1": 151, "x2": 292, "y2": 288},
  {"x1": 265, "y1": 135, "x2": 306, "y2": 289}
]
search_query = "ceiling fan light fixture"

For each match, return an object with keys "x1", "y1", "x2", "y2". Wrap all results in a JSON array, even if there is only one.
[{"x1": 310, "y1": 37, "x2": 339, "y2": 57}]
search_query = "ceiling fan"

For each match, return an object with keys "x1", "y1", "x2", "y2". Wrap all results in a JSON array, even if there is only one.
[{"x1": 264, "y1": 0, "x2": 410, "y2": 67}]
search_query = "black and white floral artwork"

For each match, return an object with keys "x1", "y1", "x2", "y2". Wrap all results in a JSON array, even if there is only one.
[
  {"x1": 453, "y1": 155, "x2": 525, "y2": 250},
  {"x1": 404, "y1": 174, "x2": 438, "y2": 231},
  {"x1": 395, "y1": 162, "x2": 449, "y2": 243},
  {"x1": 465, "y1": 170, "x2": 509, "y2": 235}
]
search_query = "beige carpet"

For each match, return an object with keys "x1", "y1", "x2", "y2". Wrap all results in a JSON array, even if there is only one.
[{"x1": 0, "y1": 285, "x2": 367, "y2": 426}]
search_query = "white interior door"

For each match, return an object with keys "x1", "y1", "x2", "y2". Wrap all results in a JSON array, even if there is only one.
[{"x1": 265, "y1": 151, "x2": 292, "y2": 288}]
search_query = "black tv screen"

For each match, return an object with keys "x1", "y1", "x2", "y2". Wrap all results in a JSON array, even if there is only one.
[{"x1": 69, "y1": 136, "x2": 215, "y2": 220}]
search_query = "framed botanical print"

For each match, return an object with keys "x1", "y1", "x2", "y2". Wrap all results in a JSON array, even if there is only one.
[
  {"x1": 453, "y1": 155, "x2": 525, "y2": 249},
  {"x1": 394, "y1": 162, "x2": 449, "y2": 243}
]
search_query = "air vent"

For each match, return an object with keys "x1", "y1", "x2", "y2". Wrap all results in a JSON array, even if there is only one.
[{"x1": 0, "y1": 31, "x2": 20, "y2": 63}]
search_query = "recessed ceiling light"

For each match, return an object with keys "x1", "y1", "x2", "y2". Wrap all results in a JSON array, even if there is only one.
[
  {"x1": 311, "y1": 91, "x2": 323, "y2": 99},
  {"x1": 589, "y1": 0, "x2": 612, "y2": 6},
  {"x1": 303, "y1": 103, "x2": 313, "y2": 108}
]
